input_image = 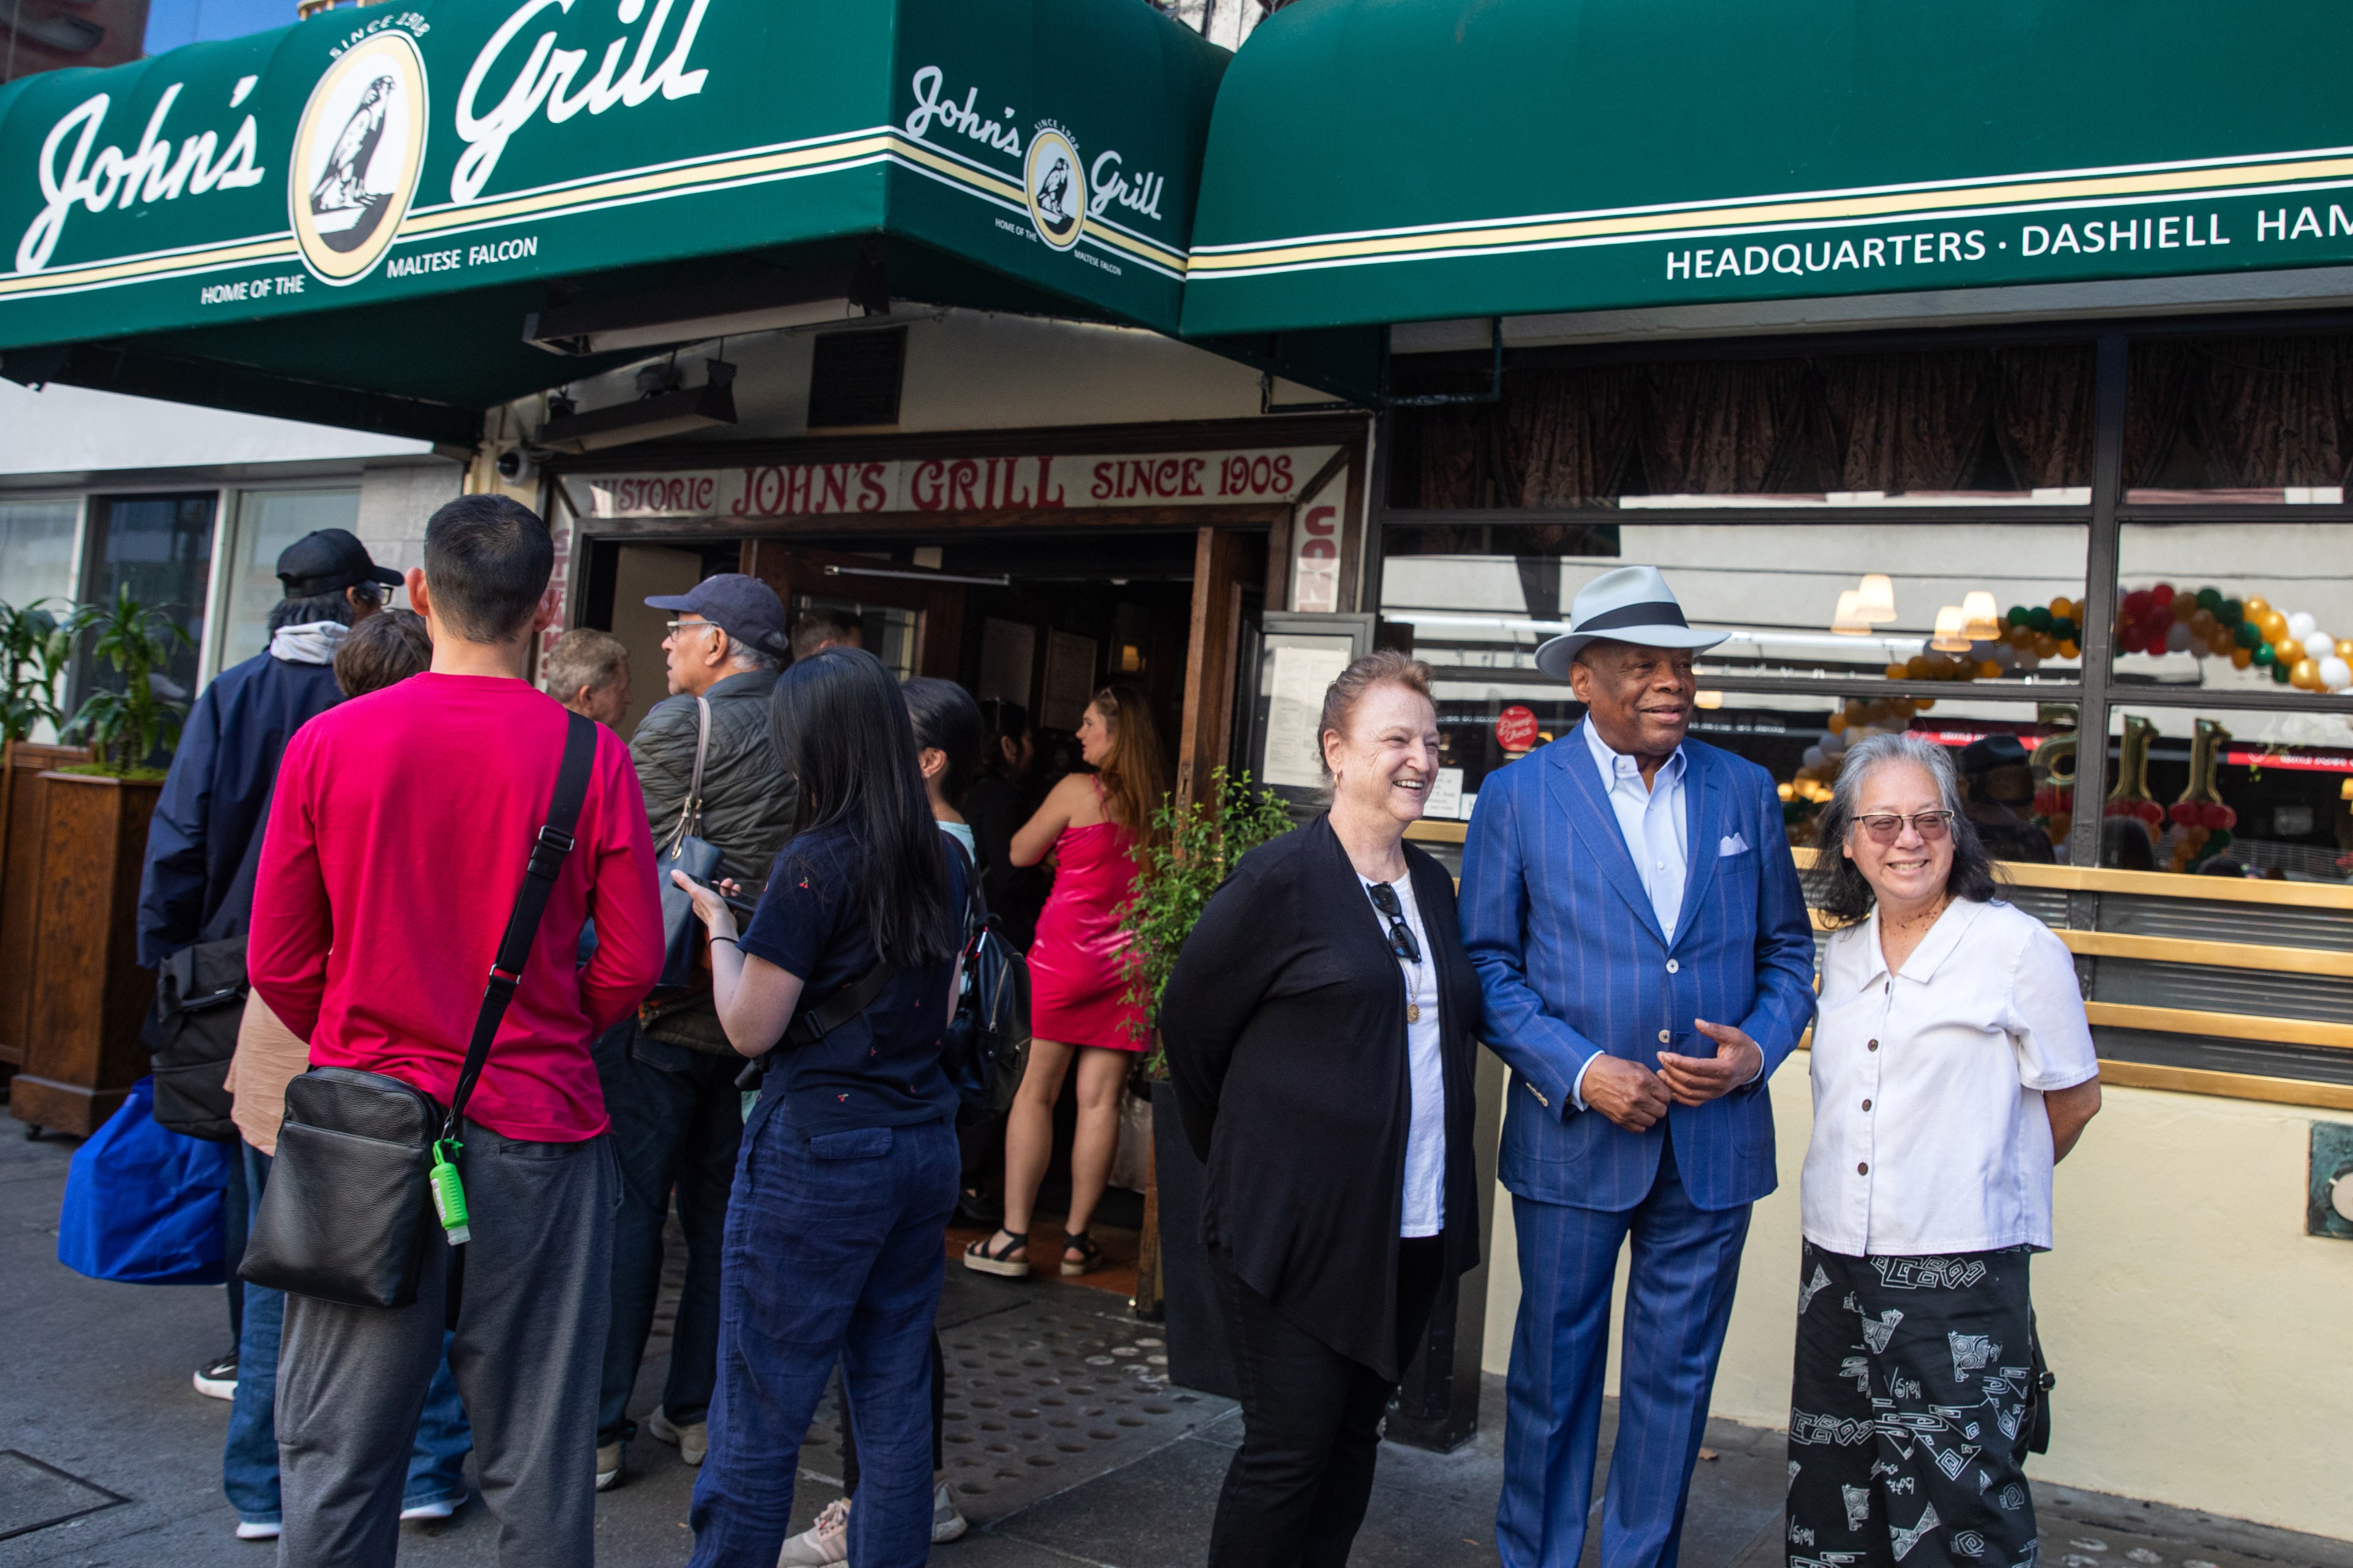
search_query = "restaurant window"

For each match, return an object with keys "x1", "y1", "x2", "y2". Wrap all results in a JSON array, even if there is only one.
[
  {"x1": 2125, "y1": 333, "x2": 2353, "y2": 503},
  {"x1": 1387, "y1": 343, "x2": 2096, "y2": 510},
  {"x1": 2096, "y1": 705, "x2": 2353, "y2": 881},
  {"x1": 210, "y1": 488, "x2": 363, "y2": 679},
  {"x1": 0, "y1": 497, "x2": 80, "y2": 610},
  {"x1": 2107, "y1": 521, "x2": 2353, "y2": 695},
  {"x1": 71, "y1": 491, "x2": 216, "y2": 721}
]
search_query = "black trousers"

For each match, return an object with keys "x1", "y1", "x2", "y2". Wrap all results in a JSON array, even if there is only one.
[
  {"x1": 1207, "y1": 1235, "x2": 1448, "y2": 1568},
  {"x1": 1787, "y1": 1241, "x2": 2039, "y2": 1568},
  {"x1": 838, "y1": 1333, "x2": 947, "y2": 1493}
]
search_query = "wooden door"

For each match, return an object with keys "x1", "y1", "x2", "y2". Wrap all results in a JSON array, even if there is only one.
[
  {"x1": 1173, "y1": 526, "x2": 1267, "y2": 813},
  {"x1": 738, "y1": 539, "x2": 965, "y2": 680}
]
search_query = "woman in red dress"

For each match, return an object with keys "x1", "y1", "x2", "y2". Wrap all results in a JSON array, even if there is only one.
[{"x1": 964, "y1": 684, "x2": 1167, "y2": 1279}]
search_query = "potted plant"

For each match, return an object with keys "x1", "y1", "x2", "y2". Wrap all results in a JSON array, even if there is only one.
[
  {"x1": 10, "y1": 588, "x2": 190, "y2": 1136},
  {"x1": 1118, "y1": 767, "x2": 1291, "y2": 1396},
  {"x1": 0, "y1": 597, "x2": 88, "y2": 1100}
]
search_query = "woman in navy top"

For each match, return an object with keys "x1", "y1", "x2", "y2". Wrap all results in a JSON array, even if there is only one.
[{"x1": 671, "y1": 646, "x2": 966, "y2": 1568}]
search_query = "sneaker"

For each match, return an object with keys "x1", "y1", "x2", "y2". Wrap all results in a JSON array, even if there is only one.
[
  {"x1": 595, "y1": 1439, "x2": 623, "y2": 1491},
  {"x1": 233, "y1": 1521, "x2": 279, "y2": 1541},
  {"x1": 647, "y1": 1406, "x2": 708, "y2": 1466},
  {"x1": 194, "y1": 1354, "x2": 238, "y2": 1401},
  {"x1": 400, "y1": 1495, "x2": 463, "y2": 1522},
  {"x1": 776, "y1": 1497, "x2": 850, "y2": 1566},
  {"x1": 931, "y1": 1480, "x2": 968, "y2": 1543}
]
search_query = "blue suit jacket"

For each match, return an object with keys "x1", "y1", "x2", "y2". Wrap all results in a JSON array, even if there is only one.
[{"x1": 1461, "y1": 724, "x2": 1817, "y2": 1213}]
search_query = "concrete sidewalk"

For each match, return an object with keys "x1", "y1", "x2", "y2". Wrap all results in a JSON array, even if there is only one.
[{"x1": 6, "y1": 1123, "x2": 2350, "y2": 1568}]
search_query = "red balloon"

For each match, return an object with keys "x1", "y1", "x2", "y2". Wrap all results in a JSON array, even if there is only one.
[
  {"x1": 2151, "y1": 582, "x2": 2176, "y2": 607},
  {"x1": 2123, "y1": 589, "x2": 2153, "y2": 618},
  {"x1": 2102, "y1": 799, "x2": 2128, "y2": 817},
  {"x1": 2033, "y1": 788, "x2": 2061, "y2": 816},
  {"x1": 2200, "y1": 801, "x2": 2238, "y2": 830},
  {"x1": 2119, "y1": 628, "x2": 2145, "y2": 656},
  {"x1": 2134, "y1": 799, "x2": 2164, "y2": 825},
  {"x1": 2168, "y1": 800, "x2": 2200, "y2": 826}
]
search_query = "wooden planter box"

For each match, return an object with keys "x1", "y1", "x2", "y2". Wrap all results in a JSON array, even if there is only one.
[
  {"x1": 0, "y1": 740, "x2": 91, "y2": 1091},
  {"x1": 3, "y1": 762, "x2": 161, "y2": 1136}
]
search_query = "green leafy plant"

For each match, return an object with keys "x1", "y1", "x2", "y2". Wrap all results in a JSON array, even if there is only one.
[
  {"x1": 61, "y1": 585, "x2": 191, "y2": 777},
  {"x1": 0, "y1": 597, "x2": 75, "y2": 744},
  {"x1": 1118, "y1": 767, "x2": 1294, "y2": 1073}
]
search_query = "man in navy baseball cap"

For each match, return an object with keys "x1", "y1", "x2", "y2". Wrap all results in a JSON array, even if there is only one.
[
  {"x1": 275, "y1": 528, "x2": 406, "y2": 599},
  {"x1": 643, "y1": 572, "x2": 790, "y2": 670}
]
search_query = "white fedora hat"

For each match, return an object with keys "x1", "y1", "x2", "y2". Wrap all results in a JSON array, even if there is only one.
[{"x1": 1534, "y1": 565, "x2": 1724, "y2": 678}]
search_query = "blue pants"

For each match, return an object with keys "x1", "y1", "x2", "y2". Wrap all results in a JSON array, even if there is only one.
[
  {"x1": 594, "y1": 1022, "x2": 740, "y2": 1446},
  {"x1": 1498, "y1": 1135, "x2": 1752, "y2": 1568},
  {"x1": 688, "y1": 1108, "x2": 958, "y2": 1568},
  {"x1": 225, "y1": 1143, "x2": 472, "y2": 1528}
]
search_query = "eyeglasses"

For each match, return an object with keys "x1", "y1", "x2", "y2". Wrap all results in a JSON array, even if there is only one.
[
  {"x1": 1854, "y1": 810, "x2": 1955, "y2": 844},
  {"x1": 664, "y1": 619, "x2": 719, "y2": 637},
  {"x1": 1366, "y1": 882, "x2": 1423, "y2": 964}
]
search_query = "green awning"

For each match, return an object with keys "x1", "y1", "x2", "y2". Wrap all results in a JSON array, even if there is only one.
[
  {"x1": 1182, "y1": 0, "x2": 2353, "y2": 338},
  {"x1": 0, "y1": 0, "x2": 1224, "y2": 441}
]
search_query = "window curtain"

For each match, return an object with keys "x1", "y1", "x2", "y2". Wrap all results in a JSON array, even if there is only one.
[{"x1": 2126, "y1": 336, "x2": 2353, "y2": 490}]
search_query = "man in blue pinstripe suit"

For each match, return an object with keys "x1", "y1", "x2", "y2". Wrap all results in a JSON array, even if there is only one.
[{"x1": 1461, "y1": 566, "x2": 1817, "y2": 1568}]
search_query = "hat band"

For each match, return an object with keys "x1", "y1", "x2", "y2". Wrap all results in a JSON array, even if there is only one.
[{"x1": 1575, "y1": 599, "x2": 1689, "y2": 634}]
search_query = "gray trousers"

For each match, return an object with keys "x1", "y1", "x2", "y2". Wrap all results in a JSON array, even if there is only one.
[{"x1": 278, "y1": 1121, "x2": 618, "y2": 1568}]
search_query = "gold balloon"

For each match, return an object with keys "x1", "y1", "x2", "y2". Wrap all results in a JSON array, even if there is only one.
[
  {"x1": 2244, "y1": 594, "x2": 2273, "y2": 619},
  {"x1": 2260, "y1": 610, "x2": 2290, "y2": 642},
  {"x1": 2338, "y1": 638, "x2": 2353, "y2": 662},
  {"x1": 2293, "y1": 657, "x2": 2323, "y2": 690},
  {"x1": 2232, "y1": 646, "x2": 2254, "y2": 670}
]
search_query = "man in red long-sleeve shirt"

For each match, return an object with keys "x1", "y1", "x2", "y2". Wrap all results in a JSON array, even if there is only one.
[{"x1": 249, "y1": 494, "x2": 663, "y2": 1568}]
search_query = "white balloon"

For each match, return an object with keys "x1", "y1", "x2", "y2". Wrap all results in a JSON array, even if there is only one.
[
  {"x1": 2322, "y1": 656, "x2": 2353, "y2": 692},
  {"x1": 2287, "y1": 610, "x2": 2318, "y2": 641},
  {"x1": 1822, "y1": 727, "x2": 1849, "y2": 754},
  {"x1": 2165, "y1": 622, "x2": 2194, "y2": 653},
  {"x1": 1802, "y1": 746, "x2": 1827, "y2": 771},
  {"x1": 2304, "y1": 630, "x2": 2337, "y2": 661}
]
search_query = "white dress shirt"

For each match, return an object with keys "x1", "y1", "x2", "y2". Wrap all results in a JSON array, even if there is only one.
[
  {"x1": 1363, "y1": 873, "x2": 1446, "y2": 1237},
  {"x1": 1802, "y1": 897, "x2": 2099, "y2": 1256},
  {"x1": 1571, "y1": 722, "x2": 1688, "y2": 1110}
]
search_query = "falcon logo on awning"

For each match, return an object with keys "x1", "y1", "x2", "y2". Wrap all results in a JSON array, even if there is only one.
[
  {"x1": 290, "y1": 29, "x2": 428, "y2": 283},
  {"x1": 1024, "y1": 127, "x2": 1085, "y2": 252}
]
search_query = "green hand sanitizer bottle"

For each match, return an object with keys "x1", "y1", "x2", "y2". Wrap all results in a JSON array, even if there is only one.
[{"x1": 429, "y1": 1140, "x2": 470, "y2": 1245}]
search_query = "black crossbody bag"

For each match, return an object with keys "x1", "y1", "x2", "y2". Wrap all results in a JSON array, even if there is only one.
[{"x1": 240, "y1": 713, "x2": 598, "y2": 1310}]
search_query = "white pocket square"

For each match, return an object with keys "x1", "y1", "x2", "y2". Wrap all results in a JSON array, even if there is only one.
[{"x1": 1718, "y1": 833, "x2": 1750, "y2": 856}]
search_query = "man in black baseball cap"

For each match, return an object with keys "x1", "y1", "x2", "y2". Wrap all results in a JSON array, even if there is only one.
[
  {"x1": 137, "y1": 521, "x2": 410, "y2": 1428},
  {"x1": 275, "y1": 527, "x2": 407, "y2": 600},
  {"x1": 592, "y1": 570, "x2": 798, "y2": 1489}
]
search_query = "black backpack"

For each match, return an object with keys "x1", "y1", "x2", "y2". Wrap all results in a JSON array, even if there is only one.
[{"x1": 942, "y1": 841, "x2": 1031, "y2": 1125}]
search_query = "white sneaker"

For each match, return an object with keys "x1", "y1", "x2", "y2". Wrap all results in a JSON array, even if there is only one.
[
  {"x1": 595, "y1": 1439, "x2": 623, "y2": 1491},
  {"x1": 400, "y1": 1495, "x2": 463, "y2": 1521},
  {"x1": 932, "y1": 1480, "x2": 968, "y2": 1543},
  {"x1": 233, "y1": 1521, "x2": 279, "y2": 1541},
  {"x1": 776, "y1": 1497, "x2": 850, "y2": 1566},
  {"x1": 648, "y1": 1406, "x2": 709, "y2": 1466},
  {"x1": 194, "y1": 1354, "x2": 238, "y2": 1401}
]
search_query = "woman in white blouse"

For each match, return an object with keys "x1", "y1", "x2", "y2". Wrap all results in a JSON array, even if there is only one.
[{"x1": 1789, "y1": 733, "x2": 2101, "y2": 1568}]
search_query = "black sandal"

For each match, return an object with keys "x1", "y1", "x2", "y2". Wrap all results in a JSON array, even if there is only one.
[
  {"x1": 963, "y1": 1228, "x2": 1029, "y2": 1278},
  {"x1": 1061, "y1": 1230, "x2": 1104, "y2": 1278}
]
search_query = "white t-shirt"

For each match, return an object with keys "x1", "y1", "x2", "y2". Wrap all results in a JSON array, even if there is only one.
[
  {"x1": 1363, "y1": 874, "x2": 1446, "y2": 1238},
  {"x1": 1803, "y1": 897, "x2": 2099, "y2": 1256}
]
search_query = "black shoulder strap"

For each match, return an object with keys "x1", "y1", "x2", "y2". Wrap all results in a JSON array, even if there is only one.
[
  {"x1": 441, "y1": 711, "x2": 598, "y2": 1143},
  {"x1": 783, "y1": 958, "x2": 900, "y2": 1048}
]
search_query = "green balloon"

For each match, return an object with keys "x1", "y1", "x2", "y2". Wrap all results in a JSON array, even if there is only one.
[
  {"x1": 2008, "y1": 605, "x2": 2031, "y2": 628},
  {"x1": 2196, "y1": 586, "x2": 2222, "y2": 612},
  {"x1": 2207, "y1": 829, "x2": 2233, "y2": 852},
  {"x1": 2273, "y1": 658, "x2": 2294, "y2": 683},
  {"x1": 2028, "y1": 605, "x2": 2055, "y2": 632},
  {"x1": 2052, "y1": 617, "x2": 2077, "y2": 642},
  {"x1": 2220, "y1": 597, "x2": 2245, "y2": 626},
  {"x1": 2237, "y1": 621, "x2": 2262, "y2": 649},
  {"x1": 2253, "y1": 640, "x2": 2276, "y2": 665}
]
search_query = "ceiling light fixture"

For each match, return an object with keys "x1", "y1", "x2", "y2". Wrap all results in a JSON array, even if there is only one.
[
  {"x1": 1831, "y1": 589, "x2": 1873, "y2": 635},
  {"x1": 1960, "y1": 590, "x2": 2002, "y2": 642},
  {"x1": 1930, "y1": 605, "x2": 1974, "y2": 652},
  {"x1": 1855, "y1": 573, "x2": 1898, "y2": 623},
  {"x1": 537, "y1": 359, "x2": 737, "y2": 453}
]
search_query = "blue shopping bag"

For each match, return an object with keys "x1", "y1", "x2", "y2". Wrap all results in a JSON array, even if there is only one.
[{"x1": 56, "y1": 1076, "x2": 232, "y2": 1286}]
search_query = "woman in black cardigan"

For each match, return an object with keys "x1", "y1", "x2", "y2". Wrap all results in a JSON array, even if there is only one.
[{"x1": 1159, "y1": 650, "x2": 1481, "y2": 1568}]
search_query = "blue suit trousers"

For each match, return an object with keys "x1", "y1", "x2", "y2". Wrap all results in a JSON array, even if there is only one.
[{"x1": 1498, "y1": 1134, "x2": 1752, "y2": 1568}]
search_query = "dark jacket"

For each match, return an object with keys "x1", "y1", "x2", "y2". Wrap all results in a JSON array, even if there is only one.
[
  {"x1": 630, "y1": 668, "x2": 795, "y2": 885},
  {"x1": 137, "y1": 646, "x2": 342, "y2": 967},
  {"x1": 1158, "y1": 814, "x2": 1482, "y2": 1379},
  {"x1": 963, "y1": 774, "x2": 1047, "y2": 949}
]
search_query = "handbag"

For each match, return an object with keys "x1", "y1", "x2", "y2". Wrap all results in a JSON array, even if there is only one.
[
  {"x1": 56, "y1": 1076, "x2": 232, "y2": 1286},
  {"x1": 654, "y1": 694, "x2": 723, "y2": 990},
  {"x1": 939, "y1": 841, "x2": 1032, "y2": 1124},
  {"x1": 146, "y1": 795, "x2": 271, "y2": 1141},
  {"x1": 238, "y1": 712, "x2": 597, "y2": 1309}
]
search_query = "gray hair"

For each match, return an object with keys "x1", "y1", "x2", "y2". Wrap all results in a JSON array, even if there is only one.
[
  {"x1": 1809, "y1": 732, "x2": 1999, "y2": 924},
  {"x1": 543, "y1": 627, "x2": 629, "y2": 700},
  {"x1": 725, "y1": 635, "x2": 780, "y2": 673}
]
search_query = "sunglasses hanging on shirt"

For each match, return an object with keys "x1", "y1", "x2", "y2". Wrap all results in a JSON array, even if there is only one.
[{"x1": 1366, "y1": 881, "x2": 1425, "y2": 1022}]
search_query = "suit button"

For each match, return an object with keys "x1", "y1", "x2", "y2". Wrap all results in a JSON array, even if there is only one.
[
  {"x1": 1665, "y1": 959, "x2": 1680, "y2": 974},
  {"x1": 1858, "y1": 1161, "x2": 1870, "y2": 1175},
  {"x1": 1658, "y1": 1029, "x2": 1671, "y2": 1044},
  {"x1": 1867, "y1": 1039, "x2": 1879, "y2": 1051}
]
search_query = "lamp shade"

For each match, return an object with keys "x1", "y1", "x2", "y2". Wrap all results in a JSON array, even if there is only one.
[
  {"x1": 1855, "y1": 574, "x2": 1899, "y2": 623},
  {"x1": 1930, "y1": 605, "x2": 1973, "y2": 652},
  {"x1": 1831, "y1": 589, "x2": 1873, "y2": 635},
  {"x1": 1960, "y1": 590, "x2": 2002, "y2": 642}
]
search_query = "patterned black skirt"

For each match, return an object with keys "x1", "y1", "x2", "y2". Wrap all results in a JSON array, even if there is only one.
[{"x1": 1786, "y1": 1240, "x2": 2040, "y2": 1568}]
